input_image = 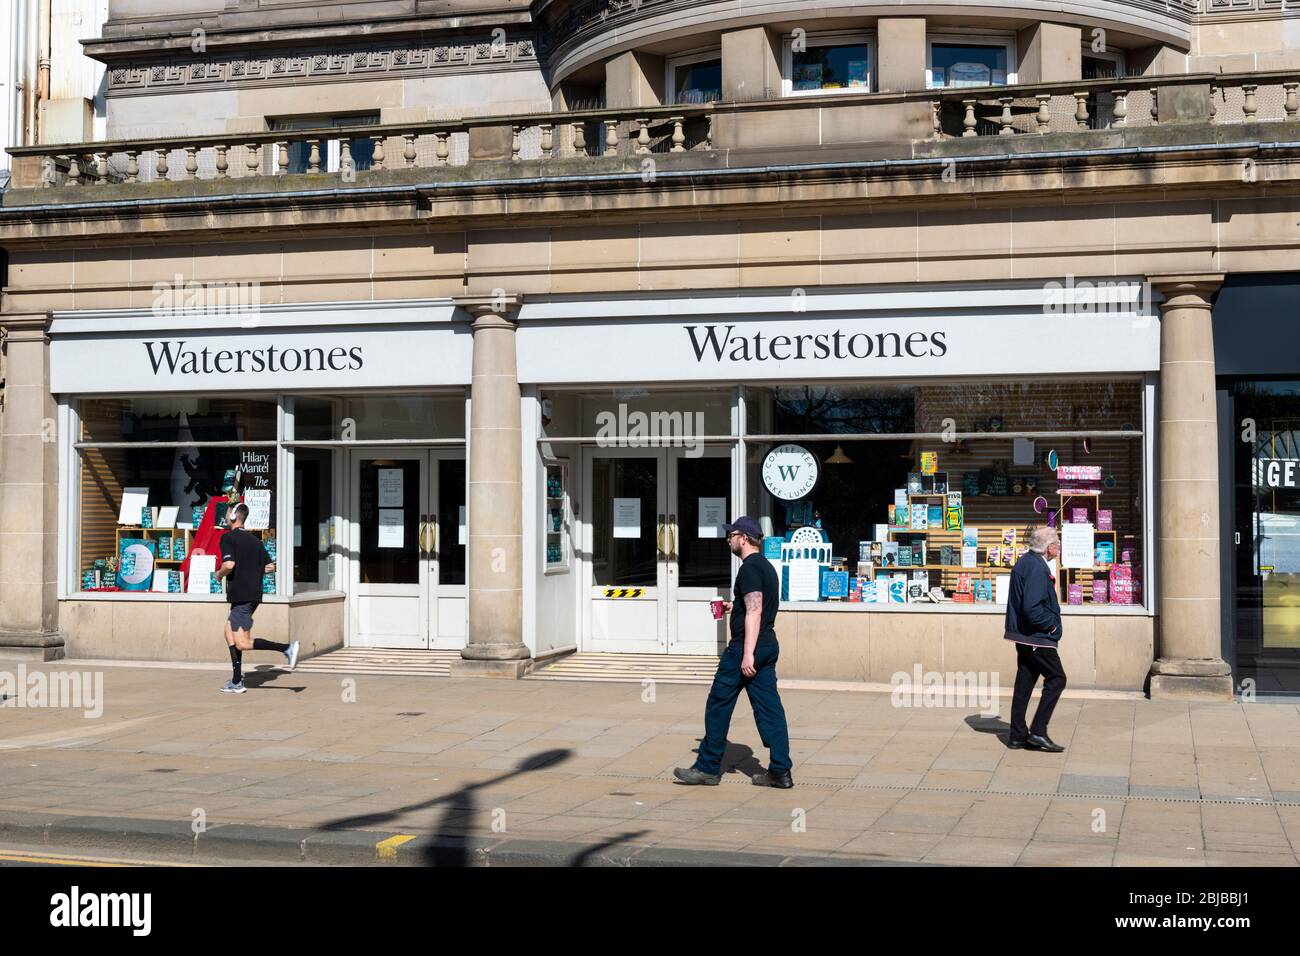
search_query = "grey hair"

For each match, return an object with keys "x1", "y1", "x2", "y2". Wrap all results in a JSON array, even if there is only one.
[{"x1": 1027, "y1": 526, "x2": 1058, "y2": 553}]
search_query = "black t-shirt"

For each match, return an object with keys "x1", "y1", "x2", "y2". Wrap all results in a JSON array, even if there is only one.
[
  {"x1": 731, "y1": 552, "x2": 780, "y2": 644},
  {"x1": 219, "y1": 528, "x2": 270, "y2": 605}
]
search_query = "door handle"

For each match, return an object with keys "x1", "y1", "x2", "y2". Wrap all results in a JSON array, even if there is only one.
[
  {"x1": 430, "y1": 516, "x2": 438, "y2": 555},
  {"x1": 656, "y1": 514, "x2": 666, "y2": 559},
  {"x1": 668, "y1": 513, "x2": 678, "y2": 560}
]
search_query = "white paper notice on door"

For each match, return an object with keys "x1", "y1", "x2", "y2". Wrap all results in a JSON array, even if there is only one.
[
  {"x1": 1060, "y1": 522, "x2": 1095, "y2": 569},
  {"x1": 698, "y1": 497, "x2": 727, "y2": 538},
  {"x1": 244, "y1": 489, "x2": 272, "y2": 530},
  {"x1": 378, "y1": 468, "x2": 404, "y2": 508},
  {"x1": 458, "y1": 505, "x2": 467, "y2": 545},
  {"x1": 378, "y1": 509, "x2": 405, "y2": 548},
  {"x1": 613, "y1": 498, "x2": 641, "y2": 538}
]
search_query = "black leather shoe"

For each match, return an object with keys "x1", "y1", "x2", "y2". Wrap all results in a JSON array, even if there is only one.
[
  {"x1": 752, "y1": 770, "x2": 794, "y2": 789},
  {"x1": 1025, "y1": 733, "x2": 1065, "y2": 753},
  {"x1": 1007, "y1": 738, "x2": 1027, "y2": 750},
  {"x1": 673, "y1": 766, "x2": 721, "y2": 786}
]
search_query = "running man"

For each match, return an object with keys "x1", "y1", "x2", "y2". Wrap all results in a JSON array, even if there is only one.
[{"x1": 215, "y1": 502, "x2": 299, "y2": 693}]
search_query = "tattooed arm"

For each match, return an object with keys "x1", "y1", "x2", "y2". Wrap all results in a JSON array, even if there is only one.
[{"x1": 742, "y1": 589, "x2": 763, "y2": 677}]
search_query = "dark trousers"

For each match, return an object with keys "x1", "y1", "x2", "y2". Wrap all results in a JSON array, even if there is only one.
[
  {"x1": 694, "y1": 638, "x2": 791, "y2": 775},
  {"x1": 1009, "y1": 643, "x2": 1067, "y2": 741}
]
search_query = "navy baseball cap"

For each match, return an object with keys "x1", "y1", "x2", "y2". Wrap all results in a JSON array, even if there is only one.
[{"x1": 724, "y1": 516, "x2": 764, "y2": 540}]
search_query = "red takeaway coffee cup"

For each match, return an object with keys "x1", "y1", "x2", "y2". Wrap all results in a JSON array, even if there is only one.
[{"x1": 710, "y1": 599, "x2": 725, "y2": 620}]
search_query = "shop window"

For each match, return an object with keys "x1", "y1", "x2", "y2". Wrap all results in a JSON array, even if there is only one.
[
  {"x1": 540, "y1": 388, "x2": 735, "y2": 440},
  {"x1": 669, "y1": 52, "x2": 723, "y2": 104},
  {"x1": 927, "y1": 37, "x2": 1014, "y2": 88},
  {"x1": 293, "y1": 449, "x2": 337, "y2": 592},
  {"x1": 76, "y1": 397, "x2": 278, "y2": 595},
  {"x1": 1231, "y1": 381, "x2": 1300, "y2": 693},
  {"x1": 784, "y1": 33, "x2": 873, "y2": 95},
  {"x1": 743, "y1": 380, "x2": 1145, "y2": 609},
  {"x1": 341, "y1": 395, "x2": 466, "y2": 441}
]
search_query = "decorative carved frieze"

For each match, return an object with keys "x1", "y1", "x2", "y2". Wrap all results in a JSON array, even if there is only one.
[{"x1": 106, "y1": 36, "x2": 542, "y2": 96}]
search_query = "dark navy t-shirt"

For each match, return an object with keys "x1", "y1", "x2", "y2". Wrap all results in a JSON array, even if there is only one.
[{"x1": 731, "y1": 552, "x2": 780, "y2": 643}]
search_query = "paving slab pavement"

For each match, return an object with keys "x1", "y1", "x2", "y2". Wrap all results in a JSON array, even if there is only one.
[{"x1": 1, "y1": 661, "x2": 1299, "y2": 865}]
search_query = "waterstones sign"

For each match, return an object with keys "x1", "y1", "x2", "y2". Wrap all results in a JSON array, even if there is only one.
[
  {"x1": 515, "y1": 309, "x2": 1160, "y2": 384},
  {"x1": 49, "y1": 324, "x2": 472, "y2": 393}
]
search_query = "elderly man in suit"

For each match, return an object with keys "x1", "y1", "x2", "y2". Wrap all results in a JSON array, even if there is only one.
[{"x1": 1004, "y1": 525, "x2": 1067, "y2": 752}]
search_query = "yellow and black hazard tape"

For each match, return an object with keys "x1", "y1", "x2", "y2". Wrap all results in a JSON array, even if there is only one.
[{"x1": 602, "y1": 588, "x2": 645, "y2": 598}]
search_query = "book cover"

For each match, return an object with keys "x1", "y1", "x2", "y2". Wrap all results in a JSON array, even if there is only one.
[
  {"x1": 927, "y1": 504, "x2": 943, "y2": 527},
  {"x1": 858, "y1": 541, "x2": 873, "y2": 564},
  {"x1": 1002, "y1": 528, "x2": 1017, "y2": 547},
  {"x1": 892, "y1": 504, "x2": 910, "y2": 528},
  {"x1": 940, "y1": 544, "x2": 954, "y2": 566},
  {"x1": 1068, "y1": 583, "x2": 1084, "y2": 605},
  {"x1": 944, "y1": 492, "x2": 963, "y2": 531},
  {"x1": 897, "y1": 545, "x2": 912, "y2": 568},
  {"x1": 920, "y1": 451, "x2": 938, "y2": 475},
  {"x1": 911, "y1": 503, "x2": 928, "y2": 530},
  {"x1": 1097, "y1": 509, "x2": 1113, "y2": 531},
  {"x1": 1092, "y1": 579, "x2": 1109, "y2": 603},
  {"x1": 987, "y1": 545, "x2": 1001, "y2": 567},
  {"x1": 933, "y1": 472, "x2": 948, "y2": 495},
  {"x1": 873, "y1": 524, "x2": 889, "y2": 542},
  {"x1": 888, "y1": 575, "x2": 907, "y2": 603},
  {"x1": 881, "y1": 542, "x2": 899, "y2": 568},
  {"x1": 962, "y1": 527, "x2": 980, "y2": 549},
  {"x1": 861, "y1": 579, "x2": 879, "y2": 603},
  {"x1": 961, "y1": 546, "x2": 978, "y2": 567},
  {"x1": 870, "y1": 541, "x2": 882, "y2": 563},
  {"x1": 907, "y1": 473, "x2": 923, "y2": 495}
]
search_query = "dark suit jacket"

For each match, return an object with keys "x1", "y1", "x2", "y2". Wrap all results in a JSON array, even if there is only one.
[{"x1": 1004, "y1": 552, "x2": 1062, "y2": 647}]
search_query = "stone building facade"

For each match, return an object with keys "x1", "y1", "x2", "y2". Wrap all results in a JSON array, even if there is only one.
[{"x1": 3, "y1": 0, "x2": 1300, "y2": 699}]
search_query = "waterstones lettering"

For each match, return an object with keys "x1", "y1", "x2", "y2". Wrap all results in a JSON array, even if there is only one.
[
  {"x1": 685, "y1": 324, "x2": 948, "y2": 363},
  {"x1": 143, "y1": 340, "x2": 364, "y2": 376}
]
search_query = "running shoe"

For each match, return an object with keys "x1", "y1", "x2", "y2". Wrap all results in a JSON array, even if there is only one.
[
  {"x1": 220, "y1": 680, "x2": 246, "y2": 694},
  {"x1": 285, "y1": 640, "x2": 300, "y2": 672}
]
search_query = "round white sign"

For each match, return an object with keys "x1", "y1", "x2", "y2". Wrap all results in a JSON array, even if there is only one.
[{"x1": 761, "y1": 444, "x2": 820, "y2": 501}]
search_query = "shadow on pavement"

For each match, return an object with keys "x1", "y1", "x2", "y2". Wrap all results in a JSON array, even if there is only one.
[
  {"x1": 243, "y1": 666, "x2": 306, "y2": 692},
  {"x1": 320, "y1": 748, "x2": 598, "y2": 866},
  {"x1": 964, "y1": 714, "x2": 1016, "y2": 747}
]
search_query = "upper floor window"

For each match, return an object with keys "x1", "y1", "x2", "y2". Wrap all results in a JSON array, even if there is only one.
[
  {"x1": 784, "y1": 32, "x2": 873, "y2": 96},
  {"x1": 1083, "y1": 48, "x2": 1126, "y2": 80},
  {"x1": 269, "y1": 113, "x2": 379, "y2": 173},
  {"x1": 927, "y1": 35, "x2": 1015, "y2": 88},
  {"x1": 668, "y1": 51, "x2": 723, "y2": 104}
]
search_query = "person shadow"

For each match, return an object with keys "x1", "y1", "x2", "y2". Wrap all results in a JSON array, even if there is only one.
[
  {"x1": 243, "y1": 666, "x2": 305, "y2": 692},
  {"x1": 964, "y1": 714, "x2": 1017, "y2": 748},
  {"x1": 679, "y1": 739, "x2": 764, "y2": 780},
  {"x1": 319, "y1": 748, "x2": 647, "y2": 866}
]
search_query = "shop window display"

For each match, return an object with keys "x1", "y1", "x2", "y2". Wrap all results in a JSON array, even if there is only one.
[
  {"x1": 744, "y1": 380, "x2": 1145, "y2": 608},
  {"x1": 77, "y1": 397, "x2": 278, "y2": 596}
]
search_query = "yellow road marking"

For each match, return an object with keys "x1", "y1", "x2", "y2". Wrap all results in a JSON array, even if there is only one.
[
  {"x1": 0, "y1": 851, "x2": 124, "y2": 867},
  {"x1": 375, "y1": 834, "x2": 416, "y2": 859}
]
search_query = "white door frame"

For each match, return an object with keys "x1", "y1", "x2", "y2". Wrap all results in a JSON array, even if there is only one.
[
  {"x1": 581, "y1": 447, "x2": 668, "y2": 653},
  {"x1": 580, "y1": 445, "x2": 732, "y2": 654},
  {"x1": 666, "y1": 446, "x2": 732, "y2": 655},
  {"x1": 346, "y1": 447, "x2": 467, "y2": 649}
]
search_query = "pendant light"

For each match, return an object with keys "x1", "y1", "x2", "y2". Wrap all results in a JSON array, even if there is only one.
[{"x1": 826, "y1": 444, "x2": 853, "y2": 465}]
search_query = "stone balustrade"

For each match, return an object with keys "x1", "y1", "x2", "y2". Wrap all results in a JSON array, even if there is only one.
[{"x1": 5, "y1": 71, "x2": 1297, "y2": 190}]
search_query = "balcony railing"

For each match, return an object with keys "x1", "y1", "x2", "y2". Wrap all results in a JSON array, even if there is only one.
[{"x1": 6, "y1": 71, "x2": 1297, "y2": 191}]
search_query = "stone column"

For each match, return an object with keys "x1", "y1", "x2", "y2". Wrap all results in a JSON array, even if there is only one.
[
  {"x1": 450, "y1": 296, "x2": 531, "y2": 679},
  {"x1": 0, "y1": 312, "x2": 64, "y2": 661},
  {"x1": 1150, "y1": 276, "x2": 1232, "y2": 700},
  {"x1": 877, "y1": 18, "x2": 928, "y2": 93}
]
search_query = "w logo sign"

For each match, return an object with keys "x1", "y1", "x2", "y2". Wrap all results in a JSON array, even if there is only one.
[{"x1": 761, "y1": 444, "x2": 820, "y2": 501}]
